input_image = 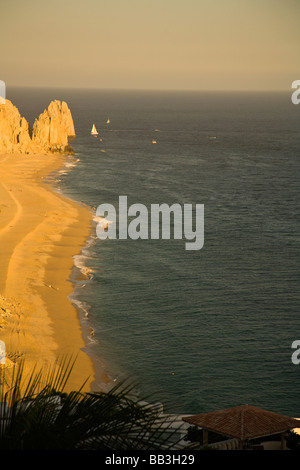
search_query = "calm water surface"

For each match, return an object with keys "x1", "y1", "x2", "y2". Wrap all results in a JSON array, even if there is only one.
[{"x1": 9, "y1": 87, "x2": 300, "y2": 415}]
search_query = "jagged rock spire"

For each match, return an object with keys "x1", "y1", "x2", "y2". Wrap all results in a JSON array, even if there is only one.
[{"x1": 0, "y1": 99, "x2": 76, "y2": 155}]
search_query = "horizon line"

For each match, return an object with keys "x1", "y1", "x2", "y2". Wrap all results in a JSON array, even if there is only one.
[{"x1": 5, "y1": 84, "x2": 291, "y2": 93}]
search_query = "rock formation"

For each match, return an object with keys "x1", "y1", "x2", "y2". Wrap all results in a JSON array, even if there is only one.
[
  {"x1": 0, "y1": 100, "x2": 35, "y2": 154},
  {"x1": 32, "y1": 100, "x2": 76, "y2": 153},
  {"x1": 0, "y1": 99, "x2": 76, "y2": 155}
]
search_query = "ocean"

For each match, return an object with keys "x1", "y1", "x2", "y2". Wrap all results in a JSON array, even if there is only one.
[{"x1": 8, "y1": 87, "x2": 300, "y2": 416}]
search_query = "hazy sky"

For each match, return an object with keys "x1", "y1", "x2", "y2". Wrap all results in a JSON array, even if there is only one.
[{"x1": 1, "y1": 0, "x2": 299, "y2": 90}]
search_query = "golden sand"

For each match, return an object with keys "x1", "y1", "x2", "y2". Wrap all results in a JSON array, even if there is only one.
[{"x1": 0, "y1": 153, "x2": 102, "y2": 392}]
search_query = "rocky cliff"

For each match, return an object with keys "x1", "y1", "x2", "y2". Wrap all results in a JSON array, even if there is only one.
[
  {"x1": 0, "y1": 99, "x2": 76, "y2": 155},
  {"x1": 32, "y1": 100, "x2": 76, "y2": 153},
  {"x1": 0, "y1": 100, "x2": 35, "y2": 154}
]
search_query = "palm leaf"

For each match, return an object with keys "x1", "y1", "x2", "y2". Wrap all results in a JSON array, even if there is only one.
[{"x1": 0, "y1": 357, "x2": 186, "y2": 450}]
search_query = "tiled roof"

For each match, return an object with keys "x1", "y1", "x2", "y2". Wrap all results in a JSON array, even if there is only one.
[{"x1": 182, "y1": 404, "x2": 300, "y2": 440}]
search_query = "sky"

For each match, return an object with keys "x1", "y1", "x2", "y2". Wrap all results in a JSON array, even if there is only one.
[{"x1": 1, "y1": 0, "x2": 299, "y2": 91}]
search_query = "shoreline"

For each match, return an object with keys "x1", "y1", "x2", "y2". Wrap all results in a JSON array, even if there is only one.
[
  {"x1": 47, "y1": 156, "x2": 114, "y2": 392},
  {"x1": 0, "y1": 152, "x2": 108, "y2": 393}
]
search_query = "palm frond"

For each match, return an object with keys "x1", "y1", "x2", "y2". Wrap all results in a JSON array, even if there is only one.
[{"x1": 0, "y1": 357, "x2": 187, "y2": 450}]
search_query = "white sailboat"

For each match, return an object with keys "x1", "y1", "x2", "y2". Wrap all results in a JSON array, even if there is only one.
[
  {"x1": 106, "y1": 117, "x2": 110, "y2": 124},
  {"x1": 91, "y1": 124, "x2": 98, "y2": 136}
]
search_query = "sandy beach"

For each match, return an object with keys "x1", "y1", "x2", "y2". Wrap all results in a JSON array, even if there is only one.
[{"x1": 0, "y1": 152, "x2": 99, "y2": 392}]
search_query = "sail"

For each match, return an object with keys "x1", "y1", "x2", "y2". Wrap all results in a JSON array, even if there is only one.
[
  {"x1": 106, "y1": 118, "x2": 110, "y2": 124},
  {"x1": 91, "y1": 124, "x2": 98, "y2": 135}
]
